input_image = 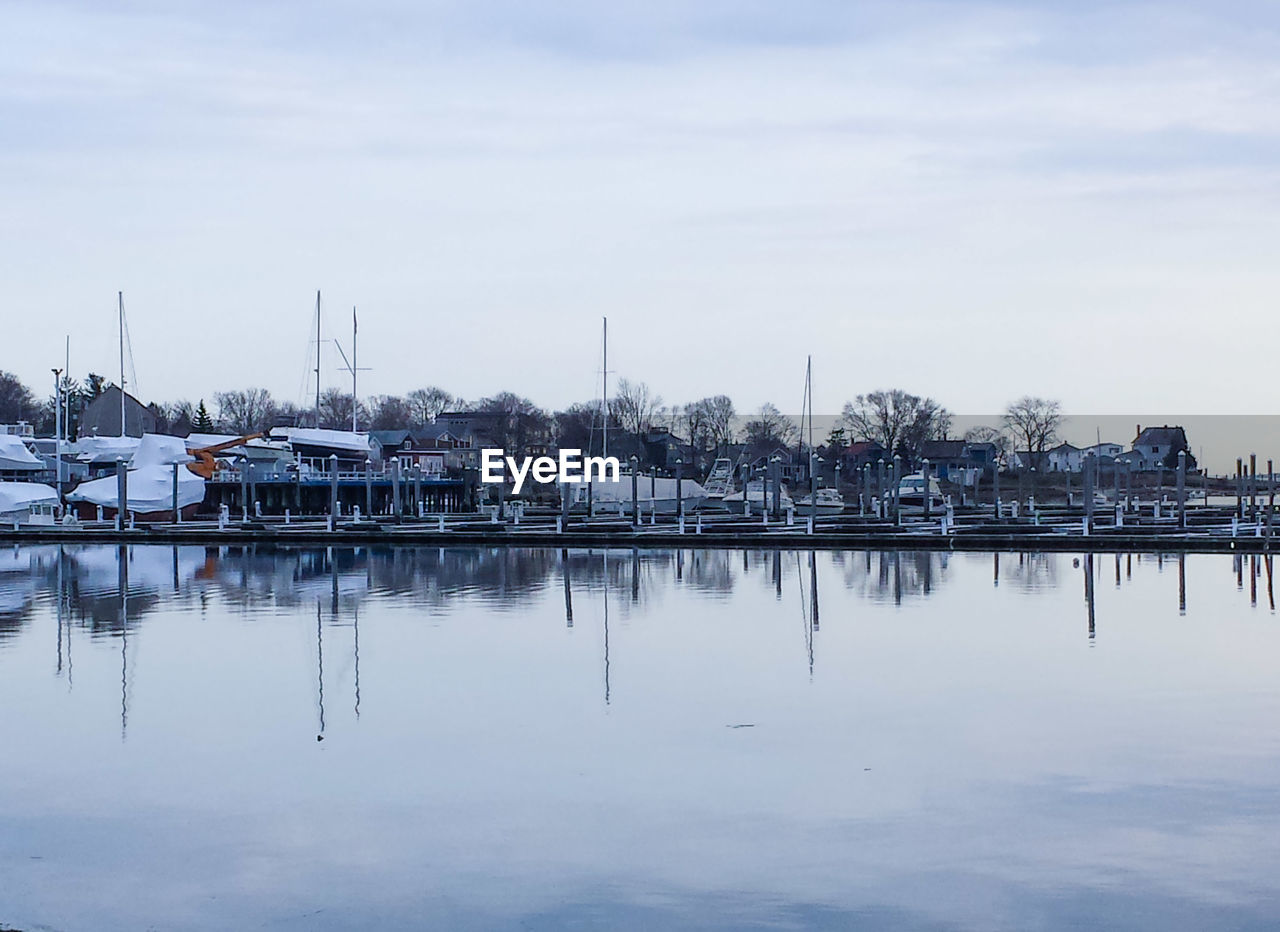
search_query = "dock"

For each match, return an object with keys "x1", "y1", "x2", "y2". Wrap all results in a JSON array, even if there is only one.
[{"x1": 4, "y1": 501, "x2": 1276, "y2": 553}]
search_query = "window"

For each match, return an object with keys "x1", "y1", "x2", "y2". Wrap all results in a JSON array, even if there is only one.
[{"x1": 1152, "y1": 446, "x2": 1159, "y2": 453}]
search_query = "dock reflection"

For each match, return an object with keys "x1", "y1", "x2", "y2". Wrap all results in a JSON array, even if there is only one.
[{"x1": 2, "y1": 545, "x2": 1275, "y2": 720}]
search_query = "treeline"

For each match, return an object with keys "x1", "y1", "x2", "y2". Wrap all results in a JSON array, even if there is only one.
[{"x1": 0, "y1": 368, "x2": 1070, "y2": 470}]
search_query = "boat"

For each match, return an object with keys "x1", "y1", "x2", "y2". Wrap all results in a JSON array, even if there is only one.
[
  {"x1": 722, "y1": 478, "x2": 794, "y2": 515},
  {"x1": 794, "y1": 486, "x2": 845, "y2": 517},
  {"x1": 562, "y1": 473, "x2": 708, "y2": 515},
  {"x1": 699, "y1": 457, "x2": 737, "y2": 511},
  {"x1": 0, "y1": 482, "x2": 59, "y2": 525},
  {"x1": 895, "y1": 473, "x2": 947, "y2": 516},
  {"x1": 65, "y1": 434, "x2": 206, "y2": 520}
]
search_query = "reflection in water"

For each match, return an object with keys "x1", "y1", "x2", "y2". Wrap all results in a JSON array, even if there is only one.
[{"x1": 2, "y1": 545, "x2": 1280, "y2": 931}]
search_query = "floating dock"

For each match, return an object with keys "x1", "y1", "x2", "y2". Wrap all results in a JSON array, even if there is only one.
[{"x1": 3, "y1": 502, "x2": 1276, "y2": 553}]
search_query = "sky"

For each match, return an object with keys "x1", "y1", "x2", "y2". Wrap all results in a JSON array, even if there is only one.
[{"x1": 2, "y1": 0, "x2": 1278, "y2": 419}]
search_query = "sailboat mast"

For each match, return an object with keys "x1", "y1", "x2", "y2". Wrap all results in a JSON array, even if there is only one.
[
  {"x1": 602, "y1": 316, "x2": 608, "y2": 461},
  {"x1": 118, "y1": 291, "x2": 126, "y2": 437},
  {"x1": 314, "y1": 290, "x2": 321, "y2": 428},
  {"x1": 351, "y1": 306, "x2": 358, "y2": 433}
]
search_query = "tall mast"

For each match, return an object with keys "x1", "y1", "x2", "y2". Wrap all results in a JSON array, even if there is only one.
[
  {"x1": 314, "y1": 290, "x2": 321, "y2": 428},
  {"x1": 351, "y1": 306, "x2": 358, "y2": 433},
  {"x1": 602, "y1": 316, "x2": 608, "y2": 460},
  {"x1": 118, "y1": 291, "x2": 126, "y2": 437}
]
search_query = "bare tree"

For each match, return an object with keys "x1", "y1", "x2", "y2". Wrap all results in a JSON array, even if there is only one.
[
  {"x1": 468, "y1": 392, "x2": 551, "y2": 453},
  {"x1": 744, "y1": 403, "x2": 797, "y2": 453},
  {"x1": 611, "y1": 378, "x2": 662, "y2": 441},
  {"x1": 316, "y1": 388, "x2": 368, "y2": 431},
  {"x1": 841, "y1": 389, "x2": 950, "y2": 458},
  {"x1": 369, "y1": 395, "x2": 413, "y2": 430},
  {"x1": 700, "y1": 395, "x2": 736, "y2": 455},
  {"x1": 214, "y1": 388, "x2": 277, "y2": 435},
  {"x1": 406, "y1": 386, "x2": 454, "y2": 426},
  {"x1": 962, "y1": 425, "x2": 1011, "y2": 467},
  {"x1": 1002, "y1": 397, "x2": 1062, "y2": 470}
]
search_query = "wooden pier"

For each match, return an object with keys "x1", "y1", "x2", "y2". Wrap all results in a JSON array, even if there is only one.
[{"x1": 4, "y1": 500, "x2": 1276, "y2": 553}]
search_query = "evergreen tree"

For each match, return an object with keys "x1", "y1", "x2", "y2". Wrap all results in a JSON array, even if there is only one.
[{"x1": 192, "y1": 399, "x2": 215, "y2": 433}]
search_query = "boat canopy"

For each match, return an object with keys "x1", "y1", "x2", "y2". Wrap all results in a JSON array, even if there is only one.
[
  {"x1": 0, "y1": 482, "x2": 58, "y2": 513},
  {"x1": 66, "y1": 464, "x2": 205, "y2": 512},
  {"x1": 0, "y1": 435, "x2": 42, "y2": 471}
]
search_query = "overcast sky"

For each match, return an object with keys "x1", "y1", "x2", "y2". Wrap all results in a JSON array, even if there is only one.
[{"x1": 3, "y1": 0, "x2": 1278, "y2": 417}]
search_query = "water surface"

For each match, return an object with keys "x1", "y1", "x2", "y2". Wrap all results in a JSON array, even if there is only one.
[{"x1": 1, "y1": 545, "x2": 1278, "y2": 930}]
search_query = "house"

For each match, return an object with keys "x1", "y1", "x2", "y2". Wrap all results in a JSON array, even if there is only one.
[
  {"x1": 78, "y1": 386, "x2": 156, "y2": 439},
  {"x1": 919, "y1": 439, "x2": 999, "y2": 484},
  {"x1": 1083, "y1": 442, "x2": 1123, "y2": 459},
  {"x1": 1128, "y1": 425, "x2": 1189, "y2": 471},
  {"x1": 368, "y1": 429, "x2": 457, "y2": 476},
  {"x1": 839, "y1": 441, "x2": 887, "y2": 474},
  {"x1": 1046, "y1": 442, "x2": 1083, "y2": 473}
]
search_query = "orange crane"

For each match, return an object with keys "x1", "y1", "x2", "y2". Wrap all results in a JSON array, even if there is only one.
[{"x1": 186, "y1": 433, "x2": 264, "y2": 478}]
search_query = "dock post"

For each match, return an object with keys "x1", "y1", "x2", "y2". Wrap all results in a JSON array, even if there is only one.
[
  {"x1": 1065, "y1": 469, "x2": 1072, "y2": 507},
  {"x1": 1177, "y1": 451, "x2": 1186, "y2": 528},
  {"x1": 876, "y1": 459, "x2": 886, "y2": 519},
  {"x1": 328, "y1": 455, "x2": 338, "y2": 531},
  {"x1": 922, "y1": 459, "x2": 931, "y2": 521},
  {"x1": 172, "y1": 462, "x2": 181, "y2": 524},
  {"x1": 696, "y1": 513, "x2": 703, "y2": 535},
  {"x1": 248, "y1": 462, "x2": 257, "y2": 517},
  {"x1": 892, "y1": 455, "x2": 902, "y2": 524},
  {"x1": 631, "y1": 456, "x2": 639, "y2": 527},
  {"x1": 365, "y1": 459, "x2": 373, "y2": 517},
  {"x1": 115, "y1": 458, "x2": 126, "y2": 531},
  {"x1": 439, "y1": 513, "x2": 445, "y2": 532},
  {"x1": 994, "y1": 467, "x2": 1001, "y2": 519},
  {"x1": 392, "y1": 459, "x2": 403, "y2": 520},
  {"x1": 413, "y1": 467, "x2": 421, "y2": 518},
  {"x1": 1268, "y1": 459, "x2": 1275, "y2": 541},
  {"x1": 1237, "y1": 458, "x2": 1244, "y2": 519},
  {"x1": 676, "y1": 459, "x2": 684, "y2": 520},
  {"x1": 587, "y1": 480, "x2": 594, "y2": 518},
  {"x1": 561, "y1": 480, "x2": 571, "y2": 526},
  {"x1": 807, "y1": 514, "x2": 813, "y2": 535},
  {"x1": 239, "y1": 458, "x2": 248, "y2": 521},
  {"x1": 1250, "y1": 453, "x2": 1258, "y2": 525},
  {"x1": 1083, "y1": 454, "x2": 1094, "y2": 533}
]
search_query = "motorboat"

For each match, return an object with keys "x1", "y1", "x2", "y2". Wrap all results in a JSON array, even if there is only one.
[
  {"x1": 722, "y1": 479, "x2": 794, "y2": 515},
  {"x1": 0, "y1": 482, "x2": 59, "y2": 526},
  {"x1": 699, "y1": 458, "x2": 737, "y2": 511},
  {"x1": 562, "y1": 472, "x2": 708, "y2": 515},
  {"x1": 794, "y1": 486, "x2": 845, "y2": 517},
  {"x1": 895, "y1": 473, "x2": 947, "y2": 516}
]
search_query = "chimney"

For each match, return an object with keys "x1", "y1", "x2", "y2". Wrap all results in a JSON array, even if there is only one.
[{"x1": 1135, "y1": 423, "x2": 1141, "y2": 440}]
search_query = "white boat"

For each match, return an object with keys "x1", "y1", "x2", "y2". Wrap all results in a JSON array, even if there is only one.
[
  {"x1": 722, "y1": 479, "x2": 794, "y2": 515},
  {"x1": 698, "y1": 457, "x2": 738, "y2": 511},
  {"x1": 794, "y1": 486, "x2": 845, "y2": 517},
  {"x1": 0, "y1": 482, "x2": 59, "y2": 525},
  {"x1": 895, "y1": 473, "x2": 947, "y2": 516},
  {"x1": 562, "y1": 473, "x2": 708, "y2": 515}
]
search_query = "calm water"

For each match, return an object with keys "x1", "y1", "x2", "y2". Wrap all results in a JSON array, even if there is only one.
[{"x1": 2, "y1": 545, "x2": 1279, "y2": 931}]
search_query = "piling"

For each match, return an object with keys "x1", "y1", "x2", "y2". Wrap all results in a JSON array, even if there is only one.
[
  {"x1": 1083, "y1": 454, "x2": 1094, "y2": 533},
  {"x1": 171, "y1": 462, "x2": 181, "y2": 523},
  {"x1": 115, "y1": 459, "x2": 126, "y2": 531},
  {"x1": 922, "y1": 459, "x2": 931, "y2": 521},
  {"x1": 876, "y1": 459, "x2": 886, "y2": 519},
  {"x1": 1176, "y1": 451, "x2": 1186, "y2": 528},
  {"x1": 328, "y1": 455, "x2": 339, "y2": 530},
  {"x1": 676, "y1": 460, "x2": 684, "y2": 519},
  {"x1": 892, "y1": 455, "x2": 902, "y2": 524},
  {"x1": 1250, "y1": 453, "x2": 1258, "y2": 524},
  {"x1": 392, "y1": 459, "x2": 402, "y2": 519},
  {"x1": 630, "y1": 456, "x2": 639, "y2": 527}
]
